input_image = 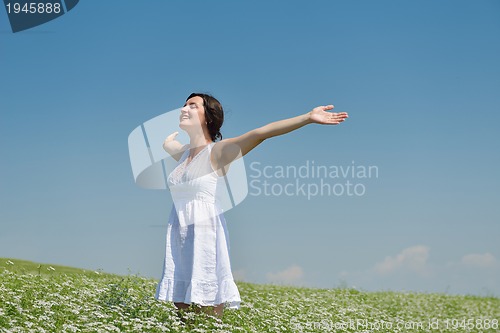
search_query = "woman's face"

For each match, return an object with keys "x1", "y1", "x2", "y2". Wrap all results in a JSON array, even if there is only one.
[{"x1": 179, "y1": 96, "x2": 206, "y2": 131}]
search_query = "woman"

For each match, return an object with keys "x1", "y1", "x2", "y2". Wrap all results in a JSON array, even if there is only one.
[{"x1": 155, "y1": 93, "x2": 348, "y2": 317}]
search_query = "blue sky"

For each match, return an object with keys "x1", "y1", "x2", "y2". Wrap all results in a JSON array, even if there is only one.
[{"x1": 1, "y1": 0, "x2": 499, "y2": 297}]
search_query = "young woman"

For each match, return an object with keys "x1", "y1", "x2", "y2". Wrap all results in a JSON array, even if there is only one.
[{"x1": 155, "y1": 93, "x2": 348, "y2": 317}]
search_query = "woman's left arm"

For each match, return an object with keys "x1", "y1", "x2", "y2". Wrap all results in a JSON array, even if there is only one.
[{"x1": 212, "y1": 105, "x2": 348, "y2": 169}]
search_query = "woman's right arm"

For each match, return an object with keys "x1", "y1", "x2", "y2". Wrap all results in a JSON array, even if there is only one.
[{"x1": 163, "y1": 132, "x2": 188, "y2": 161}]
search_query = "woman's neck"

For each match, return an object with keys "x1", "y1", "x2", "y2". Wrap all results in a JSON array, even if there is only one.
[{"x1": 188, "y1": 134, "x2": 212, "y2": 152}]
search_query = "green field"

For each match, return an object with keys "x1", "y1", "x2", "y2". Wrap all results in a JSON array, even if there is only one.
[{"x1": 1, "y1": 257, "x2": 498, "y2": 332}]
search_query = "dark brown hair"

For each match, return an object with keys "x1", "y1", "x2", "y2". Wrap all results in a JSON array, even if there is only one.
[{"x1": 186, "y1": 92, "x2": 224, "y2": 141}]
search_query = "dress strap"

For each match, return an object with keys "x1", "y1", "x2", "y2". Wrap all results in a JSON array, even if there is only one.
[
  {"x1": 178, "y1": 147, "x2": 190, "y2": 164},
  {"x1": 207, "y1": 141, "x2": 215, "y2": 153}
]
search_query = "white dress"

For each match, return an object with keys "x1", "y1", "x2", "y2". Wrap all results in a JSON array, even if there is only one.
[{"x1": 155, "y1": 142, "x2": 241, "y2": 309}]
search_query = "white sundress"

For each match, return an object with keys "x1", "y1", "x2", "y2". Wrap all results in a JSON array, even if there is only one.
[{"x1": 155, "y1": 142, "x2": 241, "y2": 309}]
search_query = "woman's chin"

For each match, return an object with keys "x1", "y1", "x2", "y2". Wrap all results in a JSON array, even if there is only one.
[
  {"x1": 179, "y1": 123, "x2": 195, "y2": 134},
  {"x1": 179, "y1": 121, "x2": 201, "y2": 132}
]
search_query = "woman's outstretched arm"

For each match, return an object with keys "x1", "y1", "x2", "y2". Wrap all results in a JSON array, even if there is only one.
[{"x1": 212, "y1": 105, "x2": 348, "y2": 170}]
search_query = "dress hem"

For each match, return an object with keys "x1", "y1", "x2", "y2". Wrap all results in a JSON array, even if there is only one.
[{"x1": 154, "y1": 277, "x2": 241, "y2": 310}]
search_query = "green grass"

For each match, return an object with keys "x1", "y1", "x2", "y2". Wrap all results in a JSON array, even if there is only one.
[{"x1": 1, "y1": 257, "x2": 499, "y2": 332}]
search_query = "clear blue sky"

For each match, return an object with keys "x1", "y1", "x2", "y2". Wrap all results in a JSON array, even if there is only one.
[{"x1": 1, "y1": 0, "x2": 499, "y2": 297}]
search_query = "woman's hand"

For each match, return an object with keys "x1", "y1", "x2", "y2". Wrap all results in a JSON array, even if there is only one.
[
  {"x1": 163, "y1": 132, "x2": 187, "y2": 161},
  {"x1": 309, "y1": 105, "x2": 348, "y2": 125},
  {"x1": 163, "y1": 131, "x2": 179, "y2": 148}
]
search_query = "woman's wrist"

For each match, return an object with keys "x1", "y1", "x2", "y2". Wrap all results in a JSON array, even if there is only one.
[{"x1": 304, "y1": 111, "x2": 313, "y2": 124}]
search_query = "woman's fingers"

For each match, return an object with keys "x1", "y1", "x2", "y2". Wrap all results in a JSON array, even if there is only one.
[
  {"x1": 326, "y1": 112, "x2": 349, "y2": 124},
  {"x1": 165, "y1": 131, "x2": 179, "y2": 141},
  {"x1": 332, "y1": 112, "x2": 348, "y2": 120}
]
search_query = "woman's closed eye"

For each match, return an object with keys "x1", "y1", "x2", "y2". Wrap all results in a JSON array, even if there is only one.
[{"x1": 184, "y1": 103, "x2": 198, "y2": 109}]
